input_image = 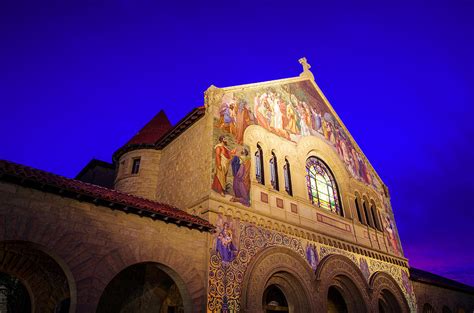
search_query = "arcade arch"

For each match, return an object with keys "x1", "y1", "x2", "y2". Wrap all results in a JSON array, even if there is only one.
[
  {"x1": 96, "y1": 262, "x2": 193, "y2": 313},
  {"x1": 241, "y1": 247, "x2": 316, "y2": 312},
  {"x1": 0, "y1": 241, "x2": 74, "y2": 313},
  {"x1": 369, "y1": 271, "x2": 410, "y2": 313},
  {"x1": 315, "y1": 255, "x2": 371, "y2": 312}
]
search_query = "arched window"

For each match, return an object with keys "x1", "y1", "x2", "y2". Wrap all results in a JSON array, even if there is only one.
[
  {"x1": 363, "y1": 200, "x2": 375, "y2": 228},
  {"x1": 255, "y1": 144, "x2": 264, "y2": 184},
  {"x1": 270, "y1": 152, "x2": 279, "y2": 191},
  {"x1": 283, "y1": 158, "x2": 292, "y2": 196},
  {"x1": 354, "y1": 195, "x2": 363, "y2": 224},
  {"x1": 370, "y1": 202, "x2": 382, "y2": 231},
  {"x1": 305, "y1": 157, "x2": 341, "y2": 215}
]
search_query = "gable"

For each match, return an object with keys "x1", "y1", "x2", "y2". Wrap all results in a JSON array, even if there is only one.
[{"x1": 216, "y1": 78, "x2": 383, "y2": 191}]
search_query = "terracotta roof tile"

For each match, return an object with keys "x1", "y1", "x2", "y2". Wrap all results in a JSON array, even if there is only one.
[
  {"x1": 0, "y1": 160, "x2": 213, "y2": 231},
  {"x1": 127, "y1": 110, "x2": 173, "y2": 145},
  {"x1": 113, "y1": 106, "x2": 206, "y2": 161}
]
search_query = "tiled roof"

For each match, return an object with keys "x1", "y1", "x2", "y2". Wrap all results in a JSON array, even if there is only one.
[
  {"x1": 0, "y1": 160, "x2": 214, "y2": 232},
  {"x1": 127, "y1": 110, "x2": 173, "y2": 145},
  {"x1": 113, "y1": 106, "x2": 206, "y2": 161},
  {"x1": 410, "y1": 267, "x2": 474, "y2": 294}
]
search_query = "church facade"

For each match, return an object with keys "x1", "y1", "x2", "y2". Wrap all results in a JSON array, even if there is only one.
[{"x1": 0, "y1": 59, "x2": 473, "y2": 312}]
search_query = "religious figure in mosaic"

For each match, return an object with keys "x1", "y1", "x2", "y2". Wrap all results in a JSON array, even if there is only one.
[
  {"x1": 306, "y1": 243, "x2": 319, "y2": 271},
  {"x1": 214, "y1": 216, "x2": 239, "y2": 263},
  {"x1": 235, "y1": 99, "x2": 251, "y2": 144},
  {"x1": 231, "y1": 147, "x2": 251, "y2": 206},
  {"x1": 360, "y1": 258, "x2": 370, "y2": 281},
  {"x1": 401, "y1": 269, "x2": 412, "y2": 295},
  {"x1": 212, "y1": 136, "x2": 235, "y2": 196}
]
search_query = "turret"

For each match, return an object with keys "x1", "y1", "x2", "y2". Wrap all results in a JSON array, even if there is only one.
[{"x1": 113, "y1": 110, "x2": 172, "y2": 200}]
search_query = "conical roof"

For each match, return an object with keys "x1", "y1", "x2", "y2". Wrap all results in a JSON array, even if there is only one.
[{"x1": 126, "y1": 110, "x2": 172, "y2": 145}]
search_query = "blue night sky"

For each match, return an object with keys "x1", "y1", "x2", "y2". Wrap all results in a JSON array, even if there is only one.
[{"x1": 1, "y1": 1, "x2": 473, "y2": 285}]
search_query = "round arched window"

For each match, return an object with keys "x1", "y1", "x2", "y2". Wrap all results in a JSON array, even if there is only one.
[{"x1": 306, "y1": 157, "x2": 341, "y2": 215}]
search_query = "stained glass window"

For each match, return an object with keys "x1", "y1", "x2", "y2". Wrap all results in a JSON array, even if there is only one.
[
  {"x1": 255, "y1": 145, "x2": 264, "y2": 184},
  {"x1": 270, "y1": 152, "x2": 279, "y2": 190},
  {"x1": 305, "y1": 157, "x2": 341, "y2": 215},
  {"x1": 283, "y1": 159, "x2": 292, "y2": 196}
]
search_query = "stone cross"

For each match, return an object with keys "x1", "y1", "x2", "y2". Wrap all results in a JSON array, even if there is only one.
[{"x1": 298, "y1": 57, "x2": 314, "y2": 79}]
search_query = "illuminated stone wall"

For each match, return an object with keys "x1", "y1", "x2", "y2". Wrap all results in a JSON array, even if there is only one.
[
  {"x1": 207, "y1": 213, "x2": 416, "y2": 312},
  {"x1": 0, "y1": 182, "x2": 209, "y2": 313},
  {"x1": 154, "y1": 117, "x2": 214, "y2": 209},
  {"x1": 205, "y1": 75, "x2": 403, "y2": 258},
  {"x1": 115, "y1": 149, "x2": 162, "y2": 200}
]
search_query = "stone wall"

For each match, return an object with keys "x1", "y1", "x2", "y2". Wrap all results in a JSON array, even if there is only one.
[
  {"x1": 115, "y1": 149, "x2": 162, "y2": 200},
  {"x1": 154, "y1": 116, "x2": 213, "y2": 209},
  {"x1": 0, "y1": 181, "x2": 210, "y2": 313},
  {"x1": 411, "y1": 280, "x2": 474, "y2": 313}
]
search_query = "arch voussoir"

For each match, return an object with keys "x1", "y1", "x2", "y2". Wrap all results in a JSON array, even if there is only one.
[
  {"x1": 369, "y1": 271, "x2": 410, "y2": 313},
  {"x1": 315, "y1": 254, "x2": 372, "y2": 312},
  {"x1": 241, "y1": 246, "x2": 317, "y2": 312}
]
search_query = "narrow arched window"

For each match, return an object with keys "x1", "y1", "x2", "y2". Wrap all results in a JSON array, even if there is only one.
[
  {"x1": 283, "y1": 159, "x2": 292, "y2": 196},
  {"x1": 354, "y1": 196, "x2": 363, "y2": 224},
  {"x1": 270, "y1": 152, "x2": 279, "y2": 190},
  {"x1": 370, "y1": 205, "x2": 379, "y2": 230},
  {"x1": 370, "y1": 202, "x2": 382, "y2": 231},
  {"x1": 255, "y1": 144, "x2": 264, "y2": 184},
  {"x1": 363, "y1": 200, "x2": 375, "y2": 228},
  {"x1": 306, "y1": 157, "x2": 341, "y2": 215}
]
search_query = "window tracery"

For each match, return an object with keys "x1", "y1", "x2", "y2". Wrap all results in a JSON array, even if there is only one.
[{"x1": 305, "y1": 157, "x2": 341, "y2": 215}]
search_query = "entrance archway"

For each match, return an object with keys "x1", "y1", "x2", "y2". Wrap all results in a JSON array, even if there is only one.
[
  {"x1": 378, "y1": 289, "x2": 402, "y2": 313},
  {"x1": 0, "y1": 241, "x2": 73, "y2": 313},
  {"x1": 0, "y1": 272, "x2": 31, "y2": 313},
  {"x1": 96, "y1": 262, "x2": 191, "y2": 313},
  {"x1": 369, "y1": 272, "x2": 410, "y2": 313},
  {"x1": 315, "y1": 255, "x2": 371, "y2": 312},
  {"x1": 263, "y1": 284, "x2": 289, "y2": 312},
  {"x1": 327, "y1": 286, "x2": 348, "y2": 313},
  {"x1": 241, "y1": 247, "x2": 316, "y2": 312}
]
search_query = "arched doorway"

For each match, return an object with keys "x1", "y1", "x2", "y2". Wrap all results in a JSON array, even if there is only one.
[
  {"x1": 0, "y1": 272, "x2": 31, "y2": 313},
  {"x1": 0, "y1": 241, "x2": 72, "y2": 313},
  {"x1": 327, "y1": 274, "x2": 368, "y2": 312},
  {"x1": 378, "y1": 289, "x2": 402, "y2": 313},
  {"x1": 241, "y1": 247, "x2": 316, "y2": 312},
  {"x1": 369, "y1": 272, "x2": 410, "y2": 313},
  {"x1": 263, "y1": 284, "x2": 289, "y2": 312},
  {"x1": 316, "y1": 255, "x2": 371, "y2": 312},
  {"x1": 327, "y1": 286, "x2": 347, "y2": 313},
  {"x1": 443, "y1": 306, "x2": 452, "y2": 313},
  {"x1": 423, "y1": 303, "x2": 435, "y2": 313},
  {"x1": 96, "y1": 262, "x2": 189, "y2": 313}
]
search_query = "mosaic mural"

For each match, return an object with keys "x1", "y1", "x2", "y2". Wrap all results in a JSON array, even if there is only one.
[
  {"x1": 319, "y1": 245, "x2": 417, "y2": 312},
  {"x1": 208, "y1": 216, "x2": 416, "y2": 312},
  {"x1": 208, "y1": 215, "x2": 305, "y2": 312},
  {"x1": 211, "y1": 133, "x2": 251, "y2": 207},
  {"x1": 381, "y1": 193, "x2": 403, "y2": 256},
  {"x1": 211, "y1": 80, "x2": 383, "y2": 208},
  {"x1": 305, "y1": 242, "x2": 319, "y2": 271}
]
